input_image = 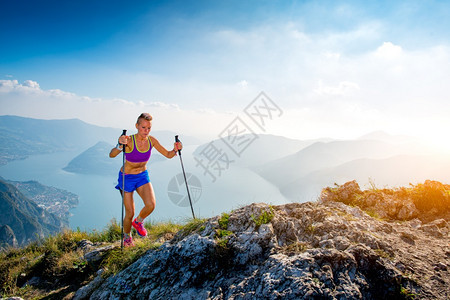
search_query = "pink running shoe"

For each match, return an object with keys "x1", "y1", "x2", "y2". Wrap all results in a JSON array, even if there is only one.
[
  {"x1": 123, "y1": 236, "x2": 134, "y2": 247},
  {"x1": 132, "y1": 218, "x2": 147, "y2": 237}
]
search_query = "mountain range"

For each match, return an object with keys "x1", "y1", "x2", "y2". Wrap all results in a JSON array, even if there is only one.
[
  {"x1": 253, "y1": 138, "x2": 448, "y2": 201},
  {"x1": 0, "y1": 115, "x2": 119, "y2": 165},
  {"x1": 256, "y1": 139, "x2": 430, "y2": 185},
  {"x1": 281, "y1": 154, "x2": 450, "y2": 200},
  {"x1": 193, "y1": 134, "x2": 331, "y2": 168},
  {"x1": 1, "y1": 114, "x2": 449, "y2": 232}
]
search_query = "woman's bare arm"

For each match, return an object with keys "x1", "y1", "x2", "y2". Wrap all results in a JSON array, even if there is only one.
[
  {"x1": 150, "y1": 136, "x2": 181, "y2": 158},
  {"x1": 109, "y1": 135, "x2": 131, "y2": 158}
]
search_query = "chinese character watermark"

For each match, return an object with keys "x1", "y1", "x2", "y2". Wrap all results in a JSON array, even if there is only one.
[
  {"x1": 219, "y1": 116, "x2": 258, "y2": 157},
  {"x1": 194, "y1": 142, "x2": 234, "y2": 182},
  {"x1": 194, "y1": 91, "x2": 283, "y2": 183},
  {"x1": 244, "y1": 92, "x2": 283, "y2": 131}
]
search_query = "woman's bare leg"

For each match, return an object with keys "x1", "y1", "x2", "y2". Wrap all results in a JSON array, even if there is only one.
[
  {"x1": 122, "y1": 191, "x2": 135, "y2": 234},
  {"x1": 136, "y1": 182, "x2": 156, "y2": 220}
]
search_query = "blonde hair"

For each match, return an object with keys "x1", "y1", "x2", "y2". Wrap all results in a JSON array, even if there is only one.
[{"x1": 137, "y1": 113, "x2": 153, "y2": 124}]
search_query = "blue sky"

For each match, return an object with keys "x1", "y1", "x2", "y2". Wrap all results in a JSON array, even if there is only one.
[{"x1": 1, "y1": 0, "x2": 450, "y2": 147}]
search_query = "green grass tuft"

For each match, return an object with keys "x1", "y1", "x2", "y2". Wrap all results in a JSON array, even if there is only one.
[
  {"x1": 218, "y1": 213, "x2": 230, "y2": 230},
  {"x1": 215, "y1": 229, "x2": 233, "y2": 239},
  {"x1": 251, "y1": 206, "x2": 275, "y2": 228}
]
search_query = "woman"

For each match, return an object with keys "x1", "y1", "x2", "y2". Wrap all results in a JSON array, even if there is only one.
[{"x1": 109, "y1": 113, "x2": 181, "y2": 247}]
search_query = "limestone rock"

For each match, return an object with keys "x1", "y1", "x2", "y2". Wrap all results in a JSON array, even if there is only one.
[
  {"x1": 73, "y1": 269, "x2": 105, "y2": 300},
  {"x1": 88, "y1": 202, "x2": 449, "y2": 299}
]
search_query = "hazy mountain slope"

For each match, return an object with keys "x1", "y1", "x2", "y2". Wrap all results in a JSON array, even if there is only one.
[
  {"x1": 0, "y1": 115, "x2": 119, "y2": 148},
  {"x1": 281, "y1": 154, "x2": 450, "y2": 201},
  {"x1": 0, "y1": 115, "x2": 119, "y2": 165},
  {"x1": 194, "y1": 134, "x2": 323, "y2": 168},
  {"x1": 256, "y1": 139, "x2": 431, "y2": 187},
  {"x1": 310, "y1": 154, "x2": 450, "y2": 186},
  {"x1": 357, "y1": 130, "x2": 418, "y2": 144},
  {"x1": 0, "y1": 179, "x2": 65, "y2": 246}
]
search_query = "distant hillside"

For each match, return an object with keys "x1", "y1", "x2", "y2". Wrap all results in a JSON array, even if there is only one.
[
  {"x1": 357, "y1": 130, "x2": 418, "y2": 144},
  {"x1": 0, "y1": 115, "x2": 119, "y2": 165},
  {"x1": 63, "y1": 141, "x2": 166, "y2": 175},
  {"x1": 0, "y1": 179, "x2": 65, "y2": 247},
  {"x1": 256, "y1": 139, "x2": 433, "y2": 188},
  {"x1": 63, "y1": 142, "x2": 122, "y2": 175},
  {"x1": 194, "y1": 134, "x2": 325, "y2": 168},
  {"x1": 281, "y1": 154, "x2": 450, "y2": 202},
  {"x1": 0, "y1": 115, "x2": 202, "y2": 166}
]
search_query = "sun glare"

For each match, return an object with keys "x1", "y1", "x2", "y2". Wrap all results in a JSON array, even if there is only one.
[{"x1": 421, "y1": 133, "x2": 450, "y2": 154}]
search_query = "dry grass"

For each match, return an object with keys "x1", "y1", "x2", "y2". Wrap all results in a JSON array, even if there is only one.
[{"x1": 0, "y1": 219, "x2": 191, "y2": 299}]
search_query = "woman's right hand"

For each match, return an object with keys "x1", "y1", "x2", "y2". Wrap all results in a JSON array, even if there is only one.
[{"x1": 118, "y1": 135, "x2": 129, "y2": 145}]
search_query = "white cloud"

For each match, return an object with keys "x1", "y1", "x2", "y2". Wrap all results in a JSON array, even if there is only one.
[
  {"x1": 146, "y1": 101, "x2": 180, "y2": 110},
  {"x1": 23, "y1": 80, "x2": 40, "y2": 89},
  {"x1": 313, "y1": 80, "x2": 360, "y2": 96},
  {"x1": 238, "y1": 80, "x2": 249, "y2": 88},
  {"x1": 0, "y1": 80, "x2": 19, "y2": 92},
  {"x1": 204, "y1": 23, "x2": 450, "y2": 143},
  {"x1": 375, "y1": 42, "x2": 403, "y2": 59},
  {"x1": 322, "y1": 51, "x2": 341, "y2": 59},
  {"x1": 0, "y1": 79, "x2": 46, "y2": 95}
]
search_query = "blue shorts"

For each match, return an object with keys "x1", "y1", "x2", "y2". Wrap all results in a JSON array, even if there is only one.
[{"x1": 115, "y1": 170, "x2": 150, "y2": 193}]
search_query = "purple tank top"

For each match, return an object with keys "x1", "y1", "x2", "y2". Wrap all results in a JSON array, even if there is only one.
[{"x1": 125, "y1": 135, "x2": 152, "y2": 163}]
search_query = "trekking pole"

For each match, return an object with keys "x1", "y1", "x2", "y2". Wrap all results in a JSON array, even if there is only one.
[
  {"x1": 175, "y1": 135, "x2": 196, "y2": 219},
  {"x1": 120, "y1": 129, "x2": 127, "y2": 249}
]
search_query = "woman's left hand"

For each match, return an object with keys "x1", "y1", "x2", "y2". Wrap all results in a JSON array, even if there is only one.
[{"x1": 174, "y1": 141, "x2": 182, "y2": 152}]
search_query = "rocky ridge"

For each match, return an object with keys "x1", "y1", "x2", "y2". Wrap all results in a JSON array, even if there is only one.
[{"x1": 86, "y1": 193, "x2": 449, "y2": 299}]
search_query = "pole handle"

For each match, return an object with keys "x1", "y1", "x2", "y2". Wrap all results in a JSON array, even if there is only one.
[
  {"x1": 120, "y1": 130, "x2": 127, "y2": 145},
  {"x1": 175, "y1": 135, "x2": 182, "y2": 155}
]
